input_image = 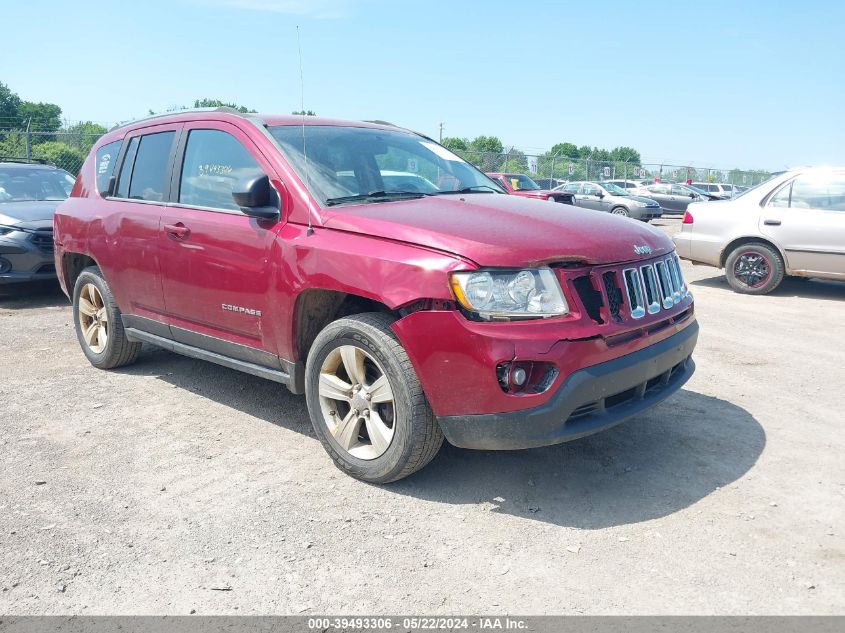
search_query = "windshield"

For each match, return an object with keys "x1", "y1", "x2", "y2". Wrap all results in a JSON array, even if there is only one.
[
  {"x1": 0, "y1": 166, "x2": 75, "y2": 202},
  {"x1": 600, "y1": 182, "x2": 628, "y2": 195},
  {"x1": 503, "y1": 174, "x2": 541, "y2": 191},
  {"x1": 268, "y1": 125, "x2": 504, "y2": 206}
]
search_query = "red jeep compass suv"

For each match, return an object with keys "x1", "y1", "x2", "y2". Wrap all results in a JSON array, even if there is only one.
[{"x1": 54, "y1": 108, "x2": 698, "y2": 483}]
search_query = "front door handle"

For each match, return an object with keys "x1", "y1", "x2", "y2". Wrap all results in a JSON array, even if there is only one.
[
  {"x1": 164, "y1": 223, "x2": 191, "y2": 240},
  {"x1": 764, "y1": 219, "x2": 782, "y2": 226}
]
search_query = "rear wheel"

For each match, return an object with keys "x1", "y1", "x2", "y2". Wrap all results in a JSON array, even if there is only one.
[
  {"x1": 305, "y1": 313, "x2": 443, "y2": 483},
  {"x1": 73, "y1": 267, "x2": 141, "y2": 368},
  {"x1": 725, "y1": 243, "x2": 784, "y2": 295}
]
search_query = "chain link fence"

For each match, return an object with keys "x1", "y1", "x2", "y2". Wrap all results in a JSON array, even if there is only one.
[
  {"x1": 452, "y1": 149, "x2": 771, "y2": 190},
  {"x1": 0, "y1": 129, "x2": 103, "y2": 175},
  {"x1": 0, "y1": 124, "x2": 772, "y2": 190}
]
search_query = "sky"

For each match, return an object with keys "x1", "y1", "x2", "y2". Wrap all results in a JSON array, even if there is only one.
[{"x1": 3, "y1": 0, "x2": 844, "y2": 170}]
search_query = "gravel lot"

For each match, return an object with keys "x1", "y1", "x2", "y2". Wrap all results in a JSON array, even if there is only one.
[{"x1": 1, "y1": 219, "x2": 843, "y2": 615}]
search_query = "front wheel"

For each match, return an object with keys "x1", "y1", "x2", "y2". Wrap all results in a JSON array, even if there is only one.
[
  {"x1": 725, "y1": 243, "x2": 784, "y2": 294},
  {"x1": 305, "y1": 313, "x2": 443, "y2": 483},
  {"x1": 611, "y1": 206, "x2": 629, "y2": 217}
]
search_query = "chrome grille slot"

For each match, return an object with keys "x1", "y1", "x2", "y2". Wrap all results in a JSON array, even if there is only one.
[
  {"x1": 622, "y1": 268, "x2": 646, "y2": 319},
  {"x1": 654, "y1": 260, "x2": 674, "y2": 308},
  {"x1": 666, "y1": 256, "x2": 682, "y2": 302},
  {"x1": 640, "y1": 265, "x2": 661, "y2": 314},
  {"x1": 672, "y1": 253, "x2": 687, "y2": 296}
]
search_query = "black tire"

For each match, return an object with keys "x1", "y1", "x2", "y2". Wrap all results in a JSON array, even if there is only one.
[
  {"x1": 611, "y1": 206, "x2": 630, "y2": 217},
  {"x1": 73, "y1": 266, "x2": 141, "y2": 369},
  {"x1": 305, "y1": 312, "x2": 443, "y2": 483},
  {"x1": 725, "y1": 242, "x2": 784, "y2": 295}
]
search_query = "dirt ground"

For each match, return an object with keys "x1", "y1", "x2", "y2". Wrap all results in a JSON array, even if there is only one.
[{"x1": 1, "y1": 218, "x2": 843, "y2": 615}]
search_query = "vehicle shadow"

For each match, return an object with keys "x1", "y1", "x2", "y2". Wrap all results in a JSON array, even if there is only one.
[
  {"x1": 120, "y1": 348, "x2": 764, "y2": 530},
  {"x1": 390, "y1": 390, "x2": 764, "y2": 529},
  {"x1": 0, "y1": 280, "x2": 68, "y2": 310},
  {"x1": 691, "y1": 273, "x2": 845, "y2": 301}
]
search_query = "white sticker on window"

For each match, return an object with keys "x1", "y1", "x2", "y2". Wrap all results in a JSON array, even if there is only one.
[
  {"x1": 97, "y1": 154, "x2": 111, "y2": 174},
  {"x1": 420, "y1": 141, "x2": 462, "y2": 162}
]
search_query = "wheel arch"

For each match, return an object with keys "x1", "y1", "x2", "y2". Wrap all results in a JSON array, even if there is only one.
[
  {"x1": 62, "y1": 252, "x2": 99, "y2": 294},
  {"x1": 292, "y1": 288, "x2": 397, "y2": 364},
  {"x1": 719, "y1": 236, "x2": 786, "y2": 269}
]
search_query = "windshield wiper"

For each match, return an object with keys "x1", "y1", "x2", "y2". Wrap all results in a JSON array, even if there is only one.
[
  {"x1": 432, "y1": 185, "x2": 500, "y2": 195},
  {"x1": 324, "y1": 191, "x2": 429, "y2": 206}
]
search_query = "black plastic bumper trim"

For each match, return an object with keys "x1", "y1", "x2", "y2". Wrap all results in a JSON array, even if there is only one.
[{"x1": 437, "y1": 321, "x2": 699, "y2": 450}]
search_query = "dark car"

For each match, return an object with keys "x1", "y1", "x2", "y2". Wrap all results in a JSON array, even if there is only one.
[
  {"x1": 555, "y1": 181, "x2": 663, "y2": 221},
  {"x1": 634, "y1": 182, "x2": 718, "y2": 214},
  {"x1": 0, "y1": 159, "x2": 76, "y2": 284},
  {"x1": 55, "y1": 109, "x2": 697, "y2": 483}
]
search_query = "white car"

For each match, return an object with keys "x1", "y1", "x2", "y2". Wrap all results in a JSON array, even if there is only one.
[
  {"x1": 690, "y1": 182, "x2": 736, "y2": 199},
  {"x1": 673, "y1": 168, "x2": 845, "y2": 294}
]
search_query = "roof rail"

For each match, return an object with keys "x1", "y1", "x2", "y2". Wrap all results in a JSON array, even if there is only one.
[
  {"x1": 0, "y1": 156, "x2": 53, "y2": 166},
  {"x1": 109, "y1": 106, "x2": 254, "y2": 131}
]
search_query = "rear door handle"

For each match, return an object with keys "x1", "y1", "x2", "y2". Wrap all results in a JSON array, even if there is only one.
[
  {"x1": 764, "y1": 219, "x2": 782, "y2": 226},
  {"x1": 164, "y1": 223, "x2": 190, "y2": 239}
]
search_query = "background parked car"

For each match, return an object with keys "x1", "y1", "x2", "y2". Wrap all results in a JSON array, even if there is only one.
[
  {"x1": 690, "y1": 182, "x2": 736, "y2": 199},
  {"x1": 486, "y1": 172, "x2": 575, "y2": 204},
  {"x1": 554, "y1": 180, "x2": 662, "y2": 221},
  {"x1": 0, "y1": 158, "x2": 76, "y2": 284},
  {"x1": 633, "y1": 182, "x2": 719, "y2": 214},
  {"x1": 605, "y1": 179, "x2": 646, "y2": 191},
  {"x1": 674, "y1": 168, "x2": 845, "y2": 294}
]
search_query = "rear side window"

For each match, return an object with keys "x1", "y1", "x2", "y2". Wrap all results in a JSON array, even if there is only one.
[
  {"x1": 127, "y1": 132, "x2": 176, "y2": 202},
  {"x1": 178, "y1": 129, "x2": 263, "y2": 211},
  {"x1": 790, "y1": 175, "x2": 845, "y2": 211},
  {"x1": 95, "y1": 141, "x2": 122, "y2": 196}
]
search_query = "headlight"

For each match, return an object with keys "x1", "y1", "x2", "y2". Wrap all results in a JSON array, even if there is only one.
[
  {"x1": 633, "y1": 200, "x2": 647, "y2": 207},
  {"x1": 449, "y1": 268, "x2": 569, "y2": 320}
]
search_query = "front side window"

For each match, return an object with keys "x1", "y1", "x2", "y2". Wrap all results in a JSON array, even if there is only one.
[
  {"x1": 582, "y1": 183, "x2": 601, "y2": 196},
  {"x1": 0, "y1": 166, "x2": 75, "y2": 202},
  {"x1": 268, "y1": 125, "x2": 503, "y2": 206},
  {"x1": 95, "y1": 141, "x2": 122, "y2": 196},
  {"x1": 179, "y1": 129, "x2": 263, "y2": 211},
  {"x1": 127, "y1": 132, "x2": 176, "y2": 202}
]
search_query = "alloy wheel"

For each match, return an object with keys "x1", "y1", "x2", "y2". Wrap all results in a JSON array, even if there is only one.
[
  {"x1": 317, "y1": 344, "x2": 396, "y2": 460},
  {"x1": 78, "y1": 283, "x2": 109, "y2": 354},
  {"x1": 734, "y1": 251, "x2": 771, "y2": 288}
]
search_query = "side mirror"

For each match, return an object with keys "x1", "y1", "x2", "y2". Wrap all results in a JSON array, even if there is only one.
[
  {"x1": 690, "y1": 192, "x2": 696, "y2": 198},
  {"x1": 597, "y1": 190, "x2": 605, "y2": 198},
  {"x1": 232, "y1": 174, "x2": 280, "y2": 220}
]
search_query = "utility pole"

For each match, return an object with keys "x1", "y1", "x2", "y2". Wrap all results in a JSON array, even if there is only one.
[{"x1": 438, "y1": 122, "x2": 444, "y2": 143}]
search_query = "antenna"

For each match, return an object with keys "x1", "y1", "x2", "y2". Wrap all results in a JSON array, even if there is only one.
[{"x1": 297, "y1": 25, "x2": 315, "y2": 237}]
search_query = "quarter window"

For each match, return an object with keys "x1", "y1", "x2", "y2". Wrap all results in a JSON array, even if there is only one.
[
  {"x1": 127, "y1": 132, "x2": 176, "y2": 202},
  {"x1": 95, "y1": 141, "x2": 122, "y2": 196},
  {"x1": 768, "y1": 183, "x2": 792, "y2": 208},
  {"x1": 179, "y1": 129, "x2": 263, "y2": 211},
  {"x1": 114, "y1": 137, "x2": 139, "y2": 199}
]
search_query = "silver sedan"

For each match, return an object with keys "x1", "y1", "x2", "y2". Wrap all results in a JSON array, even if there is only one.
[{"x1": 673, "y1": 167, "x2": 845, "y2": 294}]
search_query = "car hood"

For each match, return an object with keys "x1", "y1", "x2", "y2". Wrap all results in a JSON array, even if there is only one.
[
  {"x1": 322, "y1": 194, "x2": 674, "y2": 267},
  {"x1": 0, "y1": 200, "x2": 61, "y2": 224}
]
